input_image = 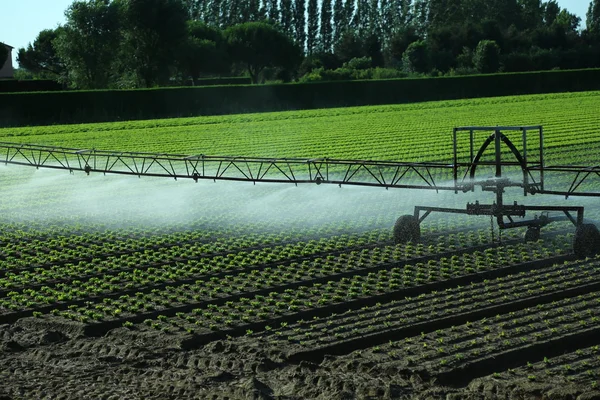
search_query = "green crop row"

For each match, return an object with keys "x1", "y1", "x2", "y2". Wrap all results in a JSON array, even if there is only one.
[{"x1": 0, "y1": 91, "x2": 599, "y2": 164}]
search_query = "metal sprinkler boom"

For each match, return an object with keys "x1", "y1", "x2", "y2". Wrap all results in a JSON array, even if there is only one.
[{"x1": 1, "y1": 126, "x2": 600, "y2": 256}]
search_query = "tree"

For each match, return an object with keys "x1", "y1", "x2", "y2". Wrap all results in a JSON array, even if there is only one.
[
  {"x1": 473, "y1": 39, "x2": 501, "y2": 73},
  {"x1": 206, "y1": 0, "x2": 222, "y2": 25},
  {"x1": 587, "y1": 0, "x2": 600, "y2": 36},
  {"x1": 292, "y1": 0, "x2": 306, "y2": 50},
  {"x1": 364, "y1": 33, "x2": 384, "y2": 67},
  {"x1": 543, "y1": 0, "x2": 560, "y2": 26},
  {"x1": 428, "y1": 0, "x2": 463, "y2": 30},
  {"x1": 224, "y1": 22, "x2": 302, "y2": 83},
  {"x1": 334, "y1": 31, "x2": 366, "y2": 63},
  {"x1": 518, "y1": 0, "x2": 544, "y2": 28},
  {"x1": 246, "y1": 0, "x2": 261, "y2": 21},
  {"x1": 388, "y1": 25, "x2": 420, "y2": 64},
  {"x1": 54, "y1": 0, "x2": 121, "y2": 89},
  {"x1": 354, "y1": 0, "x2": 371, "y2": 35},
  {"x1": 368, "y1": 0, "x2": 380, "y2": 35},
  {"x1": 184, "y1": 0, "x2": 207, "y2": 19},
  {"x1": 402, "y1": 39, "x2": 429, "y2": 73},
  {"x1": 380, "y1": 0, "x2": 395, "y2": 43},
  {"x1": 266, "y1": 0, "x2": 279, "y2": 21},
  {"x1": 226, "y1": 0, "x2": 243, "y2": 25},
  {"x1": 412, "y1": 0, "x2": 429, "y2": 36},
  {"x1": 119, "y1": 0, "x2": 189, "y2": 87},
  {"x1": 179, "y1": 21, "x2": 229, "y2": 83},
  {"x1": 280, "y1": 0, "x2": 294, "y2": 36},
  {"x1": 332, "y1": 0, "x2": 345, "y2": 45},
  {"x1": 307, "y1": 0, "x2": 319, "y2": 54},
  {"x1": 16, "y1": 28, "x2": 67, "y2": 80},
  {"x1": 394, "y1": 0, "x2": 413, "y2": 28},
  {"x1": 320, "y1": 0, "x2": 333, "y2": 52},
  {"x1": 344, "y1": 0, "x2": 356, "y2": 31},
  {"x1": 555, "y1": 9, "x2": 581, "y2": 32}
]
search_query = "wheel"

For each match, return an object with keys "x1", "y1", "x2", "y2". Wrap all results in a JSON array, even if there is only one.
[
  {"x1": 393, "y1": 215, "x2": 420, "y2": 244},
  {"x1": 524, "y1": 227, "x2": 540, "y2": 242},
  {"x1": 573, "y1": 223, "x2": 600, "y2": 258}
]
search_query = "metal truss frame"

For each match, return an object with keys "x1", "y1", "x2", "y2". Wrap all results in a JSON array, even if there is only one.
[{"x1": 0, "y1": 126, "x2": 599, "y2": 198}]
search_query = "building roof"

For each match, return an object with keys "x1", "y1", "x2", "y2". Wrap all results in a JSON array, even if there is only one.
[{"x1": 1, "y1": 43, "x2": 13, "y2": 49}]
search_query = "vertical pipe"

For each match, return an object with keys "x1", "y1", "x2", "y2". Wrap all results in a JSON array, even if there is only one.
[
  {"x1": 470, "y1": 130, "x2": 474, "y2": 163},
  {"x1": 522, "y1": 128, "x2": 528, "y2": 195},
  {"x1": 453, "y1": 128, "x2": 458, "y2": 193},
  {"x1": 495, "y1": 129, "x2": 502, "y2": 178},
  {"x1": 539, "y1": 126, "x2": 544, "y2": 191}
]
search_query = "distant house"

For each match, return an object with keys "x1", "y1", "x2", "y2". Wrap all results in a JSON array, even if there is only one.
[{"x1": 0, "y1": 43, "x2": 14, "y2": 79}]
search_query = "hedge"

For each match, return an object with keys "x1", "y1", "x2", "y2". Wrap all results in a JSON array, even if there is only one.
[
  {"x1": 2, "y1": 68, "x2": 600, "y2": 127},
  {"x1": 0, "y1": 79, "x2": 63, "y2": 93}
]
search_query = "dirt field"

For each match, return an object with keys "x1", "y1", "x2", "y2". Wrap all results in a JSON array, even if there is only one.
[{"x1": 2, "y1": 313, "x2": 600, "y2": 400}]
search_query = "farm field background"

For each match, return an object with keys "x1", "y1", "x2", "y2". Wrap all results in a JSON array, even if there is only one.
[{"x1": 0, "y1": 91, "x2": 600, "y2": 399}]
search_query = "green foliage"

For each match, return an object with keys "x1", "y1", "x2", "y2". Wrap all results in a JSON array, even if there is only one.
[
  {"x1": 54, "y1": 0, "x2": 122, "y2": 89},
  {"x1": 588, "y1": 0, "x2": 600, "y2": 36},
  {"x1": 402, "y1": 40, "x2": 430, "y2": 73},
  {"x1": 319, "y1": 0, "x2": 333, "y2": 52},
  {"x1": 332, "y1": 0, "x2": 345, "y2": 45},
  {"x1": 306, "y1": 0, "x2": 319, "y2": 54},
  {"x1": 343, "y1": 57, "x2": 372, "y2": 70},
  {"x1": 16, "y1": 0, "x2": 600, "y2": 89},
  {"x1": 16, "y1": 28, "x2": 67, "y2": 80},
  {"x1": 388, "y1": 26, "x2": 421, "y2": 66},
  {"x1": 334, "y1": 31, "x2": 366, "y2": 64},
  {"x1": 473, "y1": 40, "x2": 501, "y2": 73},
  {"x1": 179, "y1": 21, "x2": 229, "y2": 84},
  {"x1": 292, "y1": 0, "x2": 306, "y2": 49},
  {"x1": 279, "y1": 0, "x2": 294, "y2": 37},
  {"x1": 224, "y1": 22, "x2": 301, "y2": 83},
  {"x1": 120, "y1": 0, "x2": 189, "y2": 87}
]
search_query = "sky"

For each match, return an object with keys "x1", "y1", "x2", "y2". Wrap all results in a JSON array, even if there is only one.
[{"x1": 0, "y1": 0, "x2": 593, "y2": 68}]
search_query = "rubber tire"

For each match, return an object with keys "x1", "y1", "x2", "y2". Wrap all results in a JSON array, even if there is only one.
[
  {"x1": 524, "y1": 227, "x2": 540, "y2": 242},
  {"x1": 393, "y1": 215, "x2": 421, "y2": 244},
  {"x1": 573, "y1": 223, "x2": 600, "y2": 258}
]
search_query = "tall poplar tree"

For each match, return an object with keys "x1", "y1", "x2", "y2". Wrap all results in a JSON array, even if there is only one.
[
  {"x1": 207, "y1": 0, "x2": 222, "y2": 25},
  {"x1": 354, "y1": 0, "x2": 370, "y2": 35},
  {"x1": 368, "y1": 0, "x2": 380, "y2": 35},
  {"x1": 333, "y1": 0, "x2": 345, "y2": 44},
  {"x1": 345, "y1": 0, "x2": 356, "y2": 30},
  {"x1": 185, "y1": 0, "x2": 208, "y2": 19},
  {"x1": 394, "y1": 0, "x2": 413, "y2": 27},
  {"x1": 412, "y1": 0, "x2": 429, "y2": 36},
  {"x1": 227, "y1": 0, "x2": 242, "y2": 25},
  {"x1": 587, "y1": 0, "x2": 600, "y2": 36},
  {"x1": 380, "y1": 0, "x2": 394, "y2": 41},
  {"x1": 248, "y1": 0, "x2": 261, "y2": 21},
  {"x1": 219, "y1": 0, "x2": 231, "y2": 26},
  {"x1": 267, "y1": 0, "x2": 279, "y2": 21},
  {"x1": 320, "y1": 0, "x2": 333, "y2": 52},
  {"x1": 280, "y1": 0, "x2": 294, "y2": 36},
  {"x1": 293, "y1": 0, "x2": 307, "y2": 50},
  {"x1": 307, "y1": 0, "x2": 319, "y2": 54},
  {"x1": 258, "y1": 0, "x2": 268, "y2": 20},
  {"x1": 517, "y1": 0, "x2": 544, "y2": 28}
]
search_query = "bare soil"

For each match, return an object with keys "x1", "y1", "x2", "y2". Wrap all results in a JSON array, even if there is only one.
[{"x1": 1, "y1": 318, "x2": 599, "y2": 400}]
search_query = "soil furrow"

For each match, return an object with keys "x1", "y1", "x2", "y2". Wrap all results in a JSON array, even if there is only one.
[{"x1": 285, "y1": 271, "x2": 600, "y2": 363}]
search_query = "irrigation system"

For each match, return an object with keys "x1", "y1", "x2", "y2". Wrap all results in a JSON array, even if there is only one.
[{"x1": 1, "y1": 126, "x2": 599, "y2": 256}]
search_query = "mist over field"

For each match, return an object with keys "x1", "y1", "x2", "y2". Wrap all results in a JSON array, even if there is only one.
[{"x1": 0, "y1": 163, "x2": 492, "y2": 233}]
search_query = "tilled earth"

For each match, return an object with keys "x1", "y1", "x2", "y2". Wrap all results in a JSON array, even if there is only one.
[{"x1": 2, "y1": 320, "x2": 599, "y2": 400}]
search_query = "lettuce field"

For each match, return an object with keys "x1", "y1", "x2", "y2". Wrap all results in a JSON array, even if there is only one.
[{"x1": 1, "y1": 91, "x2": 600, "y2": 399}]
